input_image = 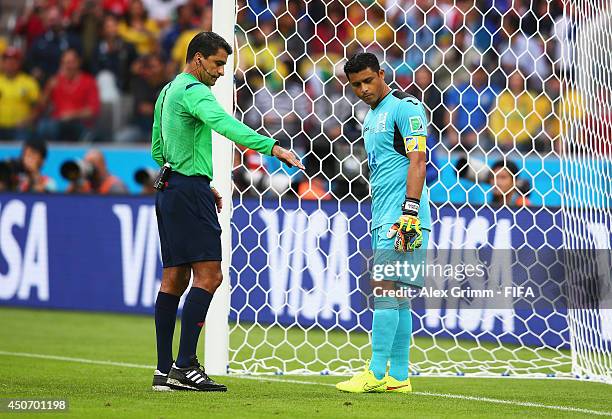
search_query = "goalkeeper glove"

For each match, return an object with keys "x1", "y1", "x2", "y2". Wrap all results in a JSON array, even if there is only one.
[{"x1": 386, "y1": 197, "x2": 423, "y2": 252}]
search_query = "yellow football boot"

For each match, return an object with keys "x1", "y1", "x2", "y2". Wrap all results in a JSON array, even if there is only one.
[
  {"x1": 335, "y1": 369, "x2": 386, "y2": 393},
  {"x1": 384, "y1": 375, "x2": 412, "y2": 393}
]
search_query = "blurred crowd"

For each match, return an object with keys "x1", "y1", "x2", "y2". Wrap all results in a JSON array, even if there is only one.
[
  {"x1": 0, "y1": 0, "x2": 592, "y2": 205},
  {"x1": 0, "y1": 0, "x2": 214, "y2": 144},
  {"x1": 232, "y1": 0, "x2": 580, "y2": 203}
]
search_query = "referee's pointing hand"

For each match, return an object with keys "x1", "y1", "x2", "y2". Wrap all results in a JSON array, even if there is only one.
[{"x1": 272, "y1": 145, "x2": 305, "y2": 170}]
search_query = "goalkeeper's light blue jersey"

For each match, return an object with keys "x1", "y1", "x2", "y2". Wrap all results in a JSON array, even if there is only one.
[{"x1": 362, "y1": 90, "x2": 432, "y2": 232}]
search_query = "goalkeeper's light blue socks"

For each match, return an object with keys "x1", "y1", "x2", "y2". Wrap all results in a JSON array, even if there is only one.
[
  {"x1": 176, "y1": 287, "x2": 214, "y2": 368},
  {"x1": 389, "y1": 299, "x2": 412, "y2": 381},
  {"x1": 369, "y1": 297, "x2": 399, "y2": 380},
  {"x1": 155, "y1": 291, "x2": 180, "y2": 374}
]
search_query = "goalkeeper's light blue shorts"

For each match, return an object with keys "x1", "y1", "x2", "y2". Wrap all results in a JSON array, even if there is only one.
[{"x1": 371, "y1": 223, "x2": 430, "y2": 288}]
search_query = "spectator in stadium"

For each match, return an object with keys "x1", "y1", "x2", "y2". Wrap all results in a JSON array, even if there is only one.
[
  {"x1": 401, "y1": 0, "x2": 444, "y2": 71},
  {"x1": 243, "y1": 72, "x2": 300, "y2": 149},
  {"x1": 232, "y1": 17, "x2": 289, "y2": 91},
  {"x1": 489, "y1": 70, "x2": 551, "y2": 152},
  {"x1": 309, "y1": 1, "x2": 350, "y2": 57},
  {"x1": 298, "y1": 176, "x2": 331, "y2": 201},
  {"x1": 499, "y1": 13, "x2": 552, "y2": 86},
  {"x1": 428, "y1": 27, "x2": 480, "y2": 92},
  {"x1": 74, "y1": 0, "x2": 109, "y2": 68},
  {"x1": 329, "y1": 133, "x2": 370, "y2": 200},
  {"x1": 13, "y1": 0, "x2": 46, "y2": 48},
  {"x1": 66, "y1": 149, "x2": 127, "y2": 194},
  {"x1": 58, "y1": 0, "x2": 89, "y2": 28},
  {"x1": 552, "y1": 2, "x2": 576, "y2": 75},
  {"x1": 489, "y1": 160, "x2": 531, "y2": 207},
  {"x1": 102, "y1": 0, "x2": 130, "y2": 16},
  {"x1": 439, "y1": 0, "x2": 472, "y2": 32},
  {"x1": 543, "y1": 76, "x2": 583, "y2": 154},
  {"x1": 465, "y1": 7, "x2": 496, "y2": 54},
  {"x1": 84, "y1": 148, "x2": 127, "y2": 194},
  {"x1": 349, "y1": 3, "x2": 394, "y2": 50},
  {"x1": 115, "y1": 54, "x2": 167, "y2": 142},
  {"x1": 37, "y1": 49, "x2": 101, "y2": 142},
  {"x1": 424, "y1": 31, "x2": 453, "y2": 90},
  {"x1": 0, "y1": 158, "x2": 20, "y2": 192},
  {"x1": 406, "y1": 66, "x2": 444, "y2": 140},
  {"x1": 142, "y1": 0, "x2": 188, "y2": 27},
  {"x1": 232, "y1": 147, "x2": 264, "y2": 196},
  {"x1": 0, "y1": 47, "x2": 40, "y2": 141},
  {"x1": 117, "y1": 0, "x2": 160, "y2": 56},
  {"x1": 386, "y1": 45, "x2": 414, "y2": 89},
  {"x1": 277, "y1": 2, "x2": 311, "y2": 59},
  {"x1": 444, "y1": 65, "x2": 498, "y2": 149},
  {"x1": 169, "y1": 7, "x2": 212, "y2": 73},
  {"x1": 160, "y1": 4, "x2": 196, "y2": 61},
  {"x1": 25, "y1": 6, "x2": 82, "y2": 84},
  {"x1": 236, "y1": 0, "x2": 280, "y2": 27},
  {"x1": 520, "y1": 0, "x2": 559, "y2": 38},
  {"x1": 91, "y1": 13, "x2": 138, "y2": 92},
  {"x1": 18, "y1": 140, "x2": 56, "y2": 193},
  {"x1": 306, "y1": 75, "x2": 363, "y2": 190},
  {"x1": 448, "y1": 28, "x2": 481, "y2": 82},
  {"x1": 186, "y1": 0, "x2": 211, "y2": 24},
  {"x1": 138, "y1": 175, "x2": 157, "y2": 195}
]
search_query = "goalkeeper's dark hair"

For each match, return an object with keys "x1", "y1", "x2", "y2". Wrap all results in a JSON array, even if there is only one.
[
  {"x1": 186, "y1": 31, "x2": 232, "y2": 63},
  {"x1": 344, "y1": 53, "x2": 380, "y2": 77}
]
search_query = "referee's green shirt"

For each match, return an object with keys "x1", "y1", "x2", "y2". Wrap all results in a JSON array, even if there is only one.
[{"x1": 151, "y1": 72, "x2": 277, "y2": 178}]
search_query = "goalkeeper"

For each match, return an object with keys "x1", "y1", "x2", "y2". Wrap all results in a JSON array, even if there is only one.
[{"x1": 336, "y1": 53, "x2": 431, "y2": 393}]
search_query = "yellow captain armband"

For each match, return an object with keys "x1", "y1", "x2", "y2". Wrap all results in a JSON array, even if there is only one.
[{"x1": 403, "y1": 135, "x2": 426, "y2": 154}]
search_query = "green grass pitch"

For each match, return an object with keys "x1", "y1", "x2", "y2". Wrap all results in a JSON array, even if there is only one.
[{"x1": 0, "y1": 307, "x2": 611, "y2": 418}]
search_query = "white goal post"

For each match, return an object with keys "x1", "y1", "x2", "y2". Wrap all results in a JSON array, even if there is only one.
[{"x1": 204, "y1": 0, "x2": 235, "y2": 376}]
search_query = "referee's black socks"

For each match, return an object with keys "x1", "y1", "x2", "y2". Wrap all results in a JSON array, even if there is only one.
[
  {"x1": 155, "y1": 292, "x2": 180, "y2": 374},
  {"x1": 176, "y1": 287, "x2": 214, "y2": 368}
]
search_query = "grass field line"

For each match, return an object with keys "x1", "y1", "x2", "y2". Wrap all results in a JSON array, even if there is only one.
[
  {"x1": 236, "y1": 376, "x2": 612, "y2": 417},
  {"x1": 0, "y1": 350, "x2": 610, "y2": 417},
  {"x1": 0, "y1": 350, "x2": 154, "y2": 370}
]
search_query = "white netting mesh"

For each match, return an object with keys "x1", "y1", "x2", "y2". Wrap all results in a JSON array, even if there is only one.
[
  {"x1": 561, "y1": 0, "x2": 612, "y2": 383},
  {"x1": 227, "y1": 0, "x2": 612, "y2": 382}
]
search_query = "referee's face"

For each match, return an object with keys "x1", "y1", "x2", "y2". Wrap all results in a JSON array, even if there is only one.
[
  {"x1": 197, "y1": 49, "x2": 229, "y2": 86},
  {"x1": 347, "y1": 68, "x2": 386, "y2": 108}
]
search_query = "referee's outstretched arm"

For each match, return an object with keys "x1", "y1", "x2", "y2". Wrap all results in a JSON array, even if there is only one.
[
  {"x1": 151, "y1": 33, "x2": 304, "y2": 172},
  {"x1": 183, "y1": 83, "x2": 304, "y2": 169}
]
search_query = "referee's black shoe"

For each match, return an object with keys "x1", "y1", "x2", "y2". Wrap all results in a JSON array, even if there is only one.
[
  {"x1": 167, "y1": 357, "x2": 227, "y2": 392},
  {"x1": 152, "y1": 369, "x2": 173, "y2": 391}
]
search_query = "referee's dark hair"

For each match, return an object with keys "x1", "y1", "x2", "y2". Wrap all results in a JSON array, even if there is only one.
[
  {"x1": 186, "y1": 31, "x2": 232, "y2": 63},
  {"x1": 344, "y1": 52, "x2": 380, "y2": 77}
]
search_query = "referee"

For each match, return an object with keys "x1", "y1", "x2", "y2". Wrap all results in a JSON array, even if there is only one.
[{"x1": 150, "y1": 31, "x2": 303, "y2": 392}]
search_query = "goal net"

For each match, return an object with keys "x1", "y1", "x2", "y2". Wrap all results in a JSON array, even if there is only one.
[
  {"x1": 561, "y1": 0, "x2": 612, "y2": 383},
  {"x1": 226, "y1": 0, "x2": 612, "y2": 382}
]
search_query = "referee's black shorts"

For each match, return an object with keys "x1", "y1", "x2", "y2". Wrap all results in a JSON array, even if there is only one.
[{"x1": 155, "y1": 171, "x2": 222, "y2": 267}]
